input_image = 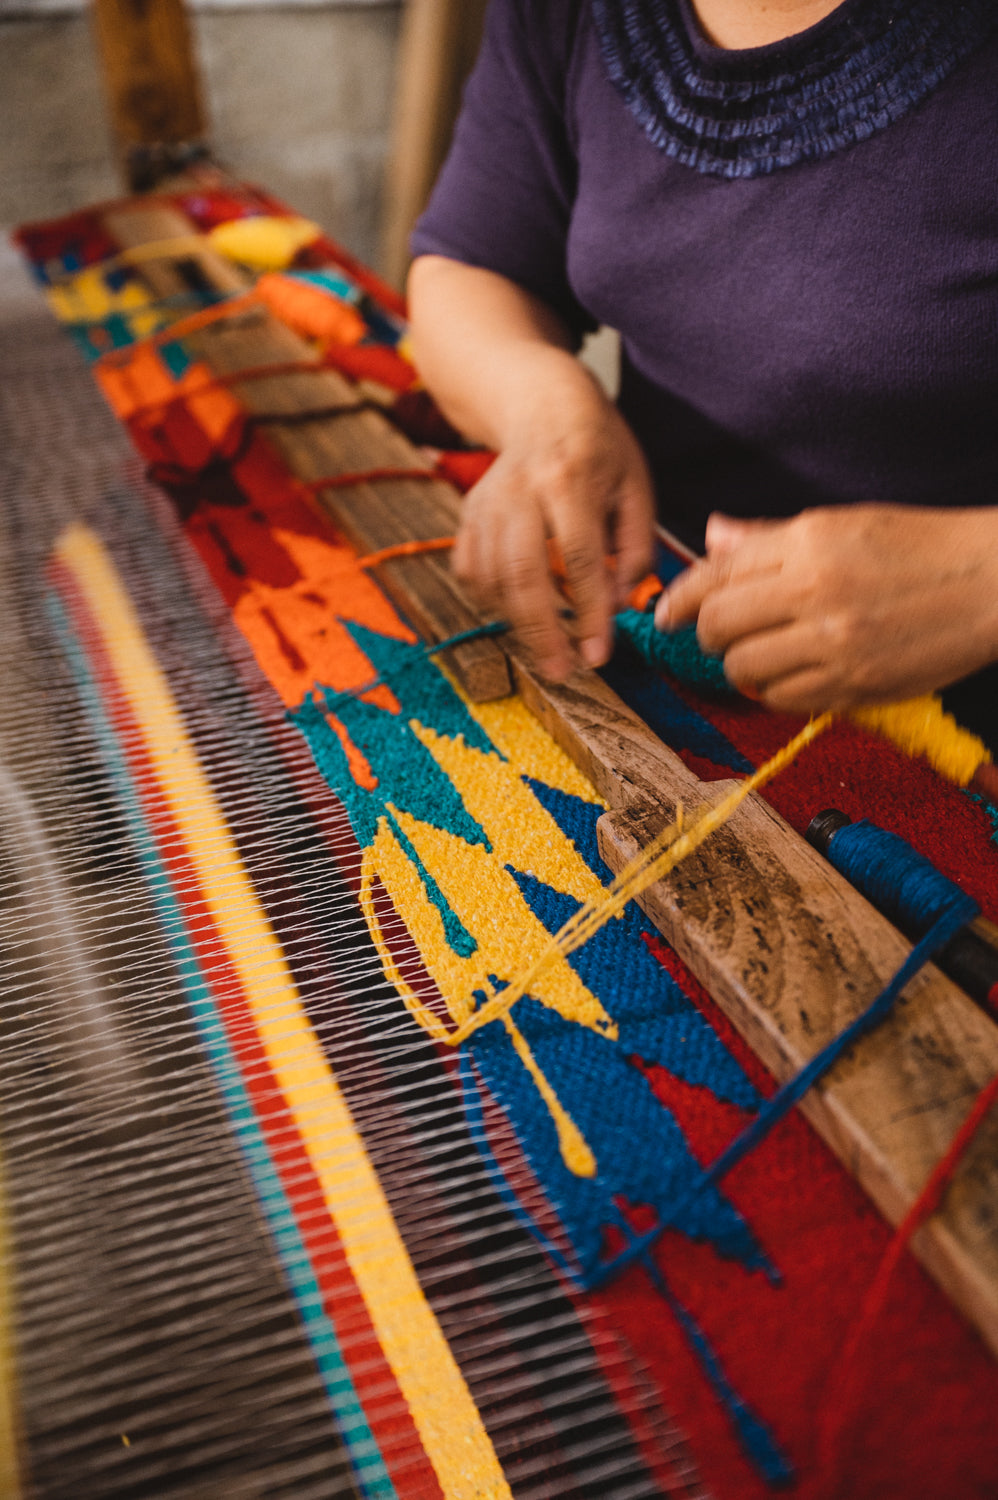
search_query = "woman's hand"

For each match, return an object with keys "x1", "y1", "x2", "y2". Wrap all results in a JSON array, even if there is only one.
[
  {"x1": 655, "y1": 504, "x2": 998, "y2": 713},
  {"x1": 407, "y1": 257, "x2": 653, "y2": 681},
  {"x1": 453, "y1": 362, "x2": 654, "y2": 680}
]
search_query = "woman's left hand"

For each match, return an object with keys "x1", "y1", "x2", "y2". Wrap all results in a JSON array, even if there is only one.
[{"x1": 655, "y1": 503, "x2": 998, "y2": 713}]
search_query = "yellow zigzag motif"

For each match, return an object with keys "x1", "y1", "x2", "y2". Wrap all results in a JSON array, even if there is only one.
[{"x1": 359, "y1": 692, "x2": 618, "y2": 1180}]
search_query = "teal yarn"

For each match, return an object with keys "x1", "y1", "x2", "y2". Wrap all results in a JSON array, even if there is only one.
[
  {"x1": 384, "y1": 808, "x2": 478, "y2": 958},
  {"x1": 614, "y1": 609, "x2": 731, "y2": 695}
]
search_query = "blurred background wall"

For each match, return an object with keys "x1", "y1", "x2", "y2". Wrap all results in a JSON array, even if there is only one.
[{"x1": 0, "y1": 0, "x2": 403, "y2": 265}]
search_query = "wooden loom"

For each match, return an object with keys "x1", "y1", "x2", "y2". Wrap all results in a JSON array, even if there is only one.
[{"x1": 92, "y1": 194, "x2": 998, "y2": 1368}]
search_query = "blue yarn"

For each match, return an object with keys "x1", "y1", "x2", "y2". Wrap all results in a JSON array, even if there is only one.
[
  {"x1": 614, "y1": 611, "x2": 731, "y2": 695},
  {"x1": 626, "y1": 1214, "x2": 794, "y2": 1488},
  {"x1": 457, "y1": 1047, "x2": 579, "y2": 1280},
  {"x1": 592, "y1": 885, "x2": 978, "y2": 1287},
  {"x1": 825, "y1": 819, "x2": 969, "y2": 934}
]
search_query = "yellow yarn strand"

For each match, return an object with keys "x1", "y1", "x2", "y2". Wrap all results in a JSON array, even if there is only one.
[
  {"x1": 45, "y1": 236, "x2": 211, "y2": 288},
  {"x1": 850, "y1": 695, "x2": 990, "y2": 788},
  {"x1": 449, "y1": 713, "x2": 833, "y2": 1048}
]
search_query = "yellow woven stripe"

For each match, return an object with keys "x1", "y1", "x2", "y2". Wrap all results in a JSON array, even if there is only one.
[
  {"x1": 0, "y1": 1147, "x2": 23, "y2": 1500},
  {"x1": 850, "y1": 695, "x2": 989, "y2": 788},
  {"x1": 55, "y1": 523, "x2": 512, "y2": 1500}
]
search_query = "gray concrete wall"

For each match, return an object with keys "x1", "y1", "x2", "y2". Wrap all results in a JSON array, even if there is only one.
[{"x1": 0, "y1": 2, "x2": 402, "y2": 265}]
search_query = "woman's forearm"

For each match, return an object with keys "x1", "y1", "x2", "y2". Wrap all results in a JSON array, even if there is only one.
[{"x1": 407, "y1": 255, "x2": 599, "y2": 450}]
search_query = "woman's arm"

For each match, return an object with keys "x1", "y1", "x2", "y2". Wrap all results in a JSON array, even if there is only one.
[
  {"x1": 408, "y1": 255, "x2": 654, "y2": 680},
  {"x1": 656, "y1": 505, "x2": 998, "y2": 712}
]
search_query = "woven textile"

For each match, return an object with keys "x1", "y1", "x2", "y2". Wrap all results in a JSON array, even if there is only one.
[{"x1": 8, "y1": 182, "x2": 998, "y2": 1500}]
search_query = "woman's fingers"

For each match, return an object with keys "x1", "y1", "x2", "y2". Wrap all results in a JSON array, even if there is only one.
[
  {"x1": 694, "y1": 575, "x2": 799, "y2": 655},
  {"x1": 610, "y1": 473, "x2": 656, "y2": 607},
  {"x1": 498, "y1": 499, "x2": 575, "y2": 679},
  {"x1": 722, "y1": 623, "x2": 826, "y2": 698},
  {"x1": 654, "y1": 503, "x2": 998, "y2": 713},
  {"x1": 452, "y1": 402, "x2": 656, "y2": 680},
  {"x1": 556, "y1": 511, "x2": 614, "y2": 667}
]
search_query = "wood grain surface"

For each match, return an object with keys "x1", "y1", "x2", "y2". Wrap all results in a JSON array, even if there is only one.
[
  {"x1": 101, "y1": 196, "x2": 998, "y2": 1358},
  {"x1": 90, "y1": 0, "x2": 206, "y2": 181}
]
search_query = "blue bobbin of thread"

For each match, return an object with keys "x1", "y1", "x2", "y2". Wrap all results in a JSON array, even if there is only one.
[
  {"x1": 818, "y1": 814, "x2": 968, "y2": 930},
  {"x1": 808, "y1": 809, "x2": 998, "y2": 1013}
]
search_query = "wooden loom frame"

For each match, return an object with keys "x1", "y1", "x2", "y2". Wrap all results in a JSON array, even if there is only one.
[
  {"x1": 85, "y1": 195, "x2": 998, "y2": 1365},
  {"x1": 88, "y1": 0, "x2": 486, "y2": 283}
]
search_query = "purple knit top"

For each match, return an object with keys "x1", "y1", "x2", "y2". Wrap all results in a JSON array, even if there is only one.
[{"x1": 412, "y1": 0, "x2": 998, "y2": 553}]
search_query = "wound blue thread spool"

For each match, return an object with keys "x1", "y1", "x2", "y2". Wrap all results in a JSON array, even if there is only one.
[
  {"x1": 808, "y1": 810, "x2": 998, "y2": 1013},
  {"x1": 816, "y1": 815, "x2": 968, "y2": 930}
]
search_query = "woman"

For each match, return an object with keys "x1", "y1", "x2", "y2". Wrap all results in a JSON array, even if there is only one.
[{"x1": 407, "y1": 0, "x2": 998, "y2": 744}]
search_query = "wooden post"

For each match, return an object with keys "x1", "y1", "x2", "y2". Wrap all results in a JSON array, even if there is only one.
[
  {"x1": 89, "y1": 0, "x2": 209, "y2": 190},
  {"x1": 379, "y1": 0, "x2": 489, "y2": 289}
]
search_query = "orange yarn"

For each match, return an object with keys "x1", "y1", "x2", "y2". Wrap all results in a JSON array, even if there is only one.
[
  {"x1": 357, "y1": 538, "x2": 456, "y2": 570},
  {"x1": 255, "y1": 273, "x2": 368, "y2": 346},
  {"x1": 96, "y1": 291, "x2": 260, "y2": 366}
]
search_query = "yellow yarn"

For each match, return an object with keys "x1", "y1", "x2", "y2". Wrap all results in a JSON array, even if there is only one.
[
  {"x1": 450, "y1": 714, "x2": 833, "y2": 1048},
  {"x1": 850, "y1": 695, "x2": 989, "y2": 788},
  {"x1": 207, "y1": 215, "x2": 321, "y2": 271}
]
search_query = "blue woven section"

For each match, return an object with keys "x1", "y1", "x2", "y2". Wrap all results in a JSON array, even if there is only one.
[
  {"x1": 615, "y1": 612, "x2": 730, "y2": 695},
  {"x1": 594, "y1": 883, "x2": 979, "y2": 1286},
  {"x1": 590, "y1": 0, "x2": 998, "y2": 178},
  {"x1": 521, "y1": 779, "x2": 760, "y2": 1104},
  {"x1": 470, "y1": 994, "x2": 767, "y2": 1278},
  {"x1": 601, "y1": 637, "x2": 752, "y2": 773}
]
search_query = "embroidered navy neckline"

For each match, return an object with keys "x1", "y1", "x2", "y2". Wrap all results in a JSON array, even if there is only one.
[{"x1": 590, "y1": 0, "x2": 998, "y2": 178}]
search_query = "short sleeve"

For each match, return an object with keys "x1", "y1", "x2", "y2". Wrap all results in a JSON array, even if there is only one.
[{"x1": 410, "y1": 0, "x2": 594, "y2": 337}]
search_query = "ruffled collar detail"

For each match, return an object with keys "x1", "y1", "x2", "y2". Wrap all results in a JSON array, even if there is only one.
[{"x1": 590, "y1": 0, "x2": 998, "y2": 178}]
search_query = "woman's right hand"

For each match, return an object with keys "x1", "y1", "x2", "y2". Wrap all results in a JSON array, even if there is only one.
[
  {"x1": 407, "y1": 258, "x2": 655, "y2": 682},
  {"x1": 452, "y1": 360, "x2": 655, "y2": 681}
]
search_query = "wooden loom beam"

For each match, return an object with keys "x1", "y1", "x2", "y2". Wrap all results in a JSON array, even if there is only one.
[
  {"x1": 100, "y1": 200, "x2": 998, "y2": 1359},
  {"x1": 90, "y1": 0, "x2": 209, "y2": 190}
]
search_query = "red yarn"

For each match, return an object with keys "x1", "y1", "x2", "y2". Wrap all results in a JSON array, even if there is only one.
[
  {"x1": 815, "y1": 1070, "x2": 998, "y2": 1496},
  {"x1": 303, "y1": 467, "x2": 437, "y2": 493}
]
